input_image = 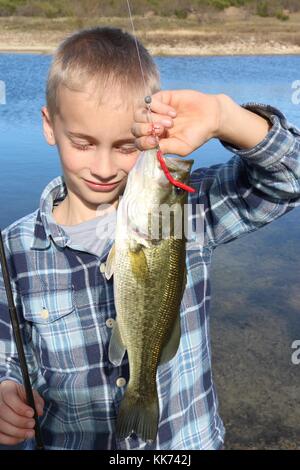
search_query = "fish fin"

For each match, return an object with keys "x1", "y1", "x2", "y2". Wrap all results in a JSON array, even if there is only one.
[
  {"x1": 108, "y1": 320, "x2": 126, "y2": 366},
  {"x1": 181, "y1": 266, "x2": 187, "y2": 298},
  {"x1": 159, "y1": 310, "x2": 181, "y2": 365},
  {"x1": 129, "y1": 248, "x2": 149, "y2": 283},
  {"x1": 116, "y1": 390, "x2": 159, "y2": 443},
  {"x1": 105, "y1": 244, "x2": 116, "y2": 280}
]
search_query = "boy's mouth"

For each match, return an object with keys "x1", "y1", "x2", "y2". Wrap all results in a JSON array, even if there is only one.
[{"x1": 84, "y1": 178, "x2": 122, "y2": 192}]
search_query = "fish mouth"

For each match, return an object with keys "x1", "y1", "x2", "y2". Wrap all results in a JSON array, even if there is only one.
[{"x1": 133, "y1": 150, "x2": 194, "y2": 187}]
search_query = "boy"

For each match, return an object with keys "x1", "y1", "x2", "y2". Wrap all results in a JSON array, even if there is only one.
[{"x1": 0, "y1": 26, "x2": 300, "y2": 450}]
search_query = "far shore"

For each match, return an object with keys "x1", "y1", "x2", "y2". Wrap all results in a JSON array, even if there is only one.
[
  {"x1": 0, "y1": 14, "x2": 300, "y2": 56},
  {"x1": 1, "y1": 44, "x2": 300, "y2": 56},
  {"x1": 1, "y1": 39, "x2": 300, "y2": 57}
]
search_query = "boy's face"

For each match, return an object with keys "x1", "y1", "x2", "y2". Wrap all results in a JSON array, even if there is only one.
[{"x1": 42, "y1": 84, "x2": 140, "y2": 211}]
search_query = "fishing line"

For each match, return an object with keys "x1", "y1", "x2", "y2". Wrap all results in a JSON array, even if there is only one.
[{"x1": 125, "y1": 0, "x2": 195, "y2": 193}]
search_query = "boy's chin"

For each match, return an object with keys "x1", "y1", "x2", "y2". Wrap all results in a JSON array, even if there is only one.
[{"x1": 85, "y1": 190, "x2": 119, "y2": 205}]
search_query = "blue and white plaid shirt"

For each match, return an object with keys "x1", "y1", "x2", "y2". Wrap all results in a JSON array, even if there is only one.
[{"x1": 1, "y1": 104, "x2": 300, "y2": 450}]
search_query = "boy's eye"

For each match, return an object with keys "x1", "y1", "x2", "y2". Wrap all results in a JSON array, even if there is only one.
[
  {"x1": 72, "y1": 142, "x2": 92, "y2": 151},
  {"x1": 71, "y1": 142, "x2": 137, "y2": 154},
  {"x1": 117, "y1": 146, "x2": 138, "y2": 154}
]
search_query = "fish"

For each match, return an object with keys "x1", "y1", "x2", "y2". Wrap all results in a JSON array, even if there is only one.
[{"x1": 105, "y1": 148, "x2": 194, "y2": 443}]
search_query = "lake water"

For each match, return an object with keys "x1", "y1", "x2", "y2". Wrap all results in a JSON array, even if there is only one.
[{"x1": 0, "y1": 54, "x2": 300, "y2": 449}]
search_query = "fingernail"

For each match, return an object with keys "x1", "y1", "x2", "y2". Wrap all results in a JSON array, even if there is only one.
[
  {"x1": 147, "y1": 137, "x2": 157, "y2": 145},
  {"x1": 26, "y1": 410, "x2": 34, "y2": 418},
  {"x1": 161, "y1": 119, "x2": 172, "y2": 127},
  {"x1": 168, "y1": 110, "x2": 176, "y2": 117},
  {"x1": 27, "y1": 420, "x2": 35, "y2": 428},
  {"x1": 153, "y1": 125, "x2": 161, "y2": 135},
  {"x1": 26, "y1": 431, "x2": 35, "y2": 439}
]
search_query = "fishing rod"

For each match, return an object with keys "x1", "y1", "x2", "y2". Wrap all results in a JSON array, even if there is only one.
[{"x1": 0, "y1": 229, "x2": 44, "y2": 450}]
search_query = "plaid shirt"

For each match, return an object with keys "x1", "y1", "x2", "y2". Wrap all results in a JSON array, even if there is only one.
[{"x1": 1, "y1": 103, "x2": 300, "y2": 450}]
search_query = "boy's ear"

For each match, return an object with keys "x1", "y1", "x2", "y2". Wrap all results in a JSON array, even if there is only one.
[{"x1": 41, "y1": 106, "x2": 56, "y2": 146}]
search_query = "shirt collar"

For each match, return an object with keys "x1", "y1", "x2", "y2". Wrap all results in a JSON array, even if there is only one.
[{"x1": 31, "y1": 175, "x2": 70, "y2": 250}]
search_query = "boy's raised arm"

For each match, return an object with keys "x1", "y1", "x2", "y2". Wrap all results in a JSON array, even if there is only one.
[{"x1": 200, "y1": 101, "x2": 300, "y2": 248}]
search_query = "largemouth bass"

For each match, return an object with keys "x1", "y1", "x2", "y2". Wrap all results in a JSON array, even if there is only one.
[{"x1": 105, "y1": 148, "x2": 194, "y2": 443}]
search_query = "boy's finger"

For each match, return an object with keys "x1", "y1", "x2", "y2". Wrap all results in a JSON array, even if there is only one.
[
  {"x1": 33, "y1": 390, "x2": 45, "y2": 415},
  {"x1": 158, "y1": 137, "x2": 190, "y2": 157},
  {"x1": 134, "y1": 136, "x2": 158, "y2": 151},
  {"x1": 135, "y1": 136, "x2": 190, "y2": 157},
  {"x1": 134, "y1": 108, "x2": 175, "y2": 125},
  {"x1": 131, "y1": 122, "x2": 168, "y2": 139},
  {"x1": 0, "y1": 418, "x2": 35, "y2": 440},
  {"x1": 135, "y1": 91, "x2": 176, "y2": 120},
  {"x1": 35, "y1": 406, "x2": 43, "y2": 416},
  {"x1": 149, "y1": 92, "x2": 177, "y2": 117},
  {"x1": 0, "y1": 432, "x2": 26, "y2": 446},
  {"x1": 0, "y1": 403, "x2": 35, "y2": 429},
  {"x1": 2, "y1": 388, "x2": 34, "y2": 418}
]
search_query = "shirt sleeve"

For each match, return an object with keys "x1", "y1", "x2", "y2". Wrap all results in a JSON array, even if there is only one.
[
  {"x1": 199, "y1": 103, "x2": 300, "y2": 249},
  {"x1": 0, "y1": 230, "x2": 40, "y2": 387}
]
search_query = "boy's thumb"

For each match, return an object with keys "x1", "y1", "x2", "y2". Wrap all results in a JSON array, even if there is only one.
[{"x1": 33, "y1": 390, "x2": 45, "y2": 416}]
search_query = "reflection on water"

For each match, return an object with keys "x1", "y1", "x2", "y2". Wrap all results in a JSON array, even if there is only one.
[
  {"x1": 211, "y1": 208, "x2": 300, "y2": 449},
  {"x1": 0, "y1": 54, "x2": 300, "y2": 449}
]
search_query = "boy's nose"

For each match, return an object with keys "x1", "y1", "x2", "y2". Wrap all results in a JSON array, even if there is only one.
[{"x1": 89, "y1": 150, "x2": 118, "y2": 181}]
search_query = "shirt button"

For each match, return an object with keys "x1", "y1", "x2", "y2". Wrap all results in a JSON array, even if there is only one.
[
  {"x1": 39, "y1": 308, "x2": 49, "y2": 320},
  {"x1": 106, "y1": 318, "x2": 115, "y2": 328},
  {"x1": 99, "y1": 263, "x2": 106, "y2": 273},
  {"x1": 116, "y1": 377, "x2": 127, "y2": 388}
]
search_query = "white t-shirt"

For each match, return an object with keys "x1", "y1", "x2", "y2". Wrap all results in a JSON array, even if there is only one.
[{"x1": 58, "y1": 210, "x2": 116, "y2": 258}]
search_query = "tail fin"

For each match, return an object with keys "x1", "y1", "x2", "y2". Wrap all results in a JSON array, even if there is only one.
[{"x1": 116, "y1": 391, "x2": 159, "y2": 443}]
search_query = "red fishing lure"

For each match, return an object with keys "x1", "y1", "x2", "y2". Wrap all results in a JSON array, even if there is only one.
[
  {"x1": 156, "y1": 150, "x2": 195, "y2": 193},
  {"x1": 150, "y1": 123, "x2": 195, "y2": 193}
]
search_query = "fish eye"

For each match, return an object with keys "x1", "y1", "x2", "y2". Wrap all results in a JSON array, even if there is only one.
[{"x1": 174, "y1": 186, "x2": 184, "y2": 195}]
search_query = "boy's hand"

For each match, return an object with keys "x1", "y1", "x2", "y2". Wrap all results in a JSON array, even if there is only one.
[
  {"x1": 132, "y1": 90, "x2": 271, "y2": 156},
  {"x1": 0, "y1": 380, "x2": 44, "y2": 446},
  {"x1": 132, "y1": 90, "x2": 223, "y2": 156}
]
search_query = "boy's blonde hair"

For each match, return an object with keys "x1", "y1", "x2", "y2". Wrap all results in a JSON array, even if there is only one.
[{"x1": 46, "y1": 26, "x2": 161, "y2": 121}]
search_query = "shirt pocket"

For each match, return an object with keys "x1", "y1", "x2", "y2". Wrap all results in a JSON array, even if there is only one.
[{"x1": 21, "y1": 287, "x2": 87, "y2": 373}]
